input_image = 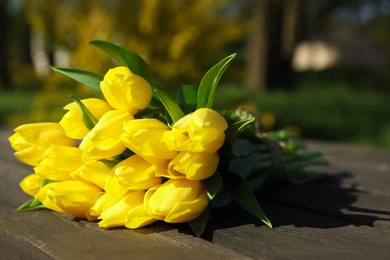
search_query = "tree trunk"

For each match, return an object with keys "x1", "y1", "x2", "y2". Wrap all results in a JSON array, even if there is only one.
[
  {"x1": 246, "y1": 0, "x2": 301, "y2": 91},
  {"x1": 245, "y1": 0, "x2": 269, "y2": 91},
  {"x1": 0, "y1": 0, "x2": 11, "y2": 90}
]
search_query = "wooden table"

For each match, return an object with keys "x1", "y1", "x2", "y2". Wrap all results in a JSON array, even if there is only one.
[{"x1": 1, "y1": 130, "x2": 389, "y2": 259}]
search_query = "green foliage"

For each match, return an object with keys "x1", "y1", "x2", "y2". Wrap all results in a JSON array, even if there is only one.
[
  {"x1": 154, "y1": 89, "x2": 184, "y2": 123},
  {"x1": 254, "y1": 84, "x2": 390, "y2": 148},
  {"x1": 203, "y1": 171, "x2": 223, "y2": 200},
  {"x1": 0, "y1": 90, "x2": 37, "y2": 126},
  {"x1": 225, "y1": 173, "x2": 272, "y2": 228},
  {"x1": 71, "y1": 96, "x2": 98, "y2": 130},
  {"x1": 16, "y1": 198, "x2": 45, "y2": 212},
  {"x1": 178, "y1": 85, "x2": 197, "y2": 114},
  {"x1": 51, "y1": 67, "x2": 103, "y2": 94},
  {"x1": 189, "y1": 208, "x2": 210, "y2": 237},
  {"x1": 197, "y1": 54, "x2": 236, "y2": 109},
  {"x1": 89, "y1": 40, "x2": 158, "y2": 86},
  {"x1": 225, "y1": 117, "x2": 256, "y2": 144},
  {"x1": 16, "y1": 179, "x2": 53, "y2": 211}
]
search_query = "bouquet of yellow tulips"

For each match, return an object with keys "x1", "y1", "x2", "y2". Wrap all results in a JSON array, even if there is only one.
[{"x1": 9, "y1": 40, "x2": 327, "y2": 236}]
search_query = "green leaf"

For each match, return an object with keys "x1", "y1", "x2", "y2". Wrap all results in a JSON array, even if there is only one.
[
  {"x1": 197, "y1": 53, "x2": 236, "y2": 109},
  {"x1": 16, "y1": 198, "x2": 45, "y2": 212},
  {"x1": 178, "y1": 84, "x2": 197, "y2": 114},
  {"x1": 231, "y1": 138, "x2": 251, "y2": 157},
  {"x1": 209, "y1": 189, "x2": 232, "y2": 208},
  {"x1": 89, "y1": 40, "x2": 175, "y2": 100},
  {"x1": 285, "y1": 158, "x2": 329, "y2": 173},
  {"x1": 89, "y1": 40, "x2": 157, "y2": 84},
  {"x1": 227, "y1": 174, "x2": 272, "y2": 228},
  {"x1": 229, "y1": 153, "x2": 272, "y2": 180},
  {"x1": 188, "y1": 208, "x2": 210, "y2": 237},
  {"x1": 51, "y1": 67, "x2": 103, "y2": 93},
  {"x1": 99, "y1": 159, "x2": 118, "y2": 169},
  {"x1": 17, "y1": 178, "x2": 53, "y2": 212},
  {"x1": 226, "y1": 117, "x2": 256, "y2": 144},
  {"x1": 154, "y1": 89, "x2": 185, "y2": 123},
  {"x1": 41, "y1": 178, "x2": 53, "y2": 187},
  {"x1": 246, "y1": 171, "x2": 270, "y2": 191},
  {"x1": 203, "y1": 171, "x2": 222, "y2": 200},
  {"x1": 71, "y1": 96, "x2": 98, "y2": 130}
]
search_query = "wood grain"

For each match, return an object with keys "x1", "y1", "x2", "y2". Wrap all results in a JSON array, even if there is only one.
[{"x1": 1, "y1": 130, "x2": 390, "y2": 259}]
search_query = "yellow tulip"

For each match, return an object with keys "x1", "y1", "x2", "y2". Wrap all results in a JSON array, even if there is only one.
[
  {"x1": 121, "y1": 119, "x2": 177, "y2": 163},
  {"x1": 90, "y1": 192, "x2": 124, "y2": 217},
  {"x1": 162, "y1": 108, "x2": 228, "y2": 153},
  {"x1": 98, "y1": 192, "x2": 143, "y2": 228},
  {"x1": 164, "y1": 151, "x2": 219, "y2": 180},
  {"x1": 34, "y1": 146, "x2": 83, "y2": 181},
  {"x1": 35, "y1": 180, "x2": 103, "y2": 220},
  {"x1": 19, "y1": 173, "x2": 44, "y2": 197},
  {"x1": 9, "y1": 122, "x2": 76, "y2": 166},
  {"x1": 125, "y1": 202, "x2": 156, "y2": 229},
  {"x1": 71, "y1": 160, "x2": 111, "y2": 189},
  {"x1": 107, "y1": 155, "x2": 162, "y2": 192},
  {"x1": 145, "y1": 179, "x2": 208, "y2": 223},
  {"x1": 100, "y1": 66, "x2": 152, "y2": 114},
  {"x1": 97, "y1": 190, "x2": 154, "y2": 228},
  {"x1": 79, "y1": 110, "x2": 133, "y2": 160},
  {"x1": 59, "y1": 98, "x2": 112, "y2": 139}
]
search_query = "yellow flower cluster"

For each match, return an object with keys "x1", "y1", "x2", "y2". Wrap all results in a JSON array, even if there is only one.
[{"x1": 9, "y1": 66, "x2": 228, "y2": 229}]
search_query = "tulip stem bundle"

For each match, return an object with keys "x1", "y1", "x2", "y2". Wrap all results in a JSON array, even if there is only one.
[{"x1": 10, "y1": 40, "x2": 328, "y2": 236}]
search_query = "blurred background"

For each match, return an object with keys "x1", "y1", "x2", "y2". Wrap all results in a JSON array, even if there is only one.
[{"x1": 1, "y1": 0, "x2": 390, "y2": 148}]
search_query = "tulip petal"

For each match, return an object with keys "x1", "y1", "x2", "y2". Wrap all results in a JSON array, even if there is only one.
[
  {"x1": 100, "y1": 66, "x2": 152, "y2": 114},
  {"x1": 164, "y1": 194, "x2": 208, "y2": 223},
  {"x1": 19, "y1": 173, "x2": 44, "y2": 197},
  {"x1": 90, "y1": 192, "x2": 123, "y2": 217},
  {"x1": 122, "y1": 119, "x2": 177, "y2": 163},
  {"x1": 98, "y1": 191, "x2": 144, "y2": 228},
  {"x1": 34, "y1": 146, "x2": 83, "y2": 181},
  {"x1": 145, "y1": 179, "x2": 208, "y2": 223},
  {"x1": 60, "y1": 98, "x2": 112, "y2": 139},
  {"x1": 125, "y1": 204, "x2": 156, "y2": 229},
  {"x1": 80, "y1": 110, "x2": 133, "y2": 160},
  {"x1": 9, "y1": 123, "x2": 76, "y2": 166},
  {"x1": 112, "y1": 155, "x2": 162, "y2": 191},
  {"x1": 168, "y1": 152, "x2": 219, "y2": 180},
  {"x1": 35, "y1": 180, "x2": 102, "y2": 220},
  {"x1": 104, "y1": 170, "x2": 128, "y2": 196},
  {"x1": 72, "y1": 160, "x2": 111, "y2": 189}
]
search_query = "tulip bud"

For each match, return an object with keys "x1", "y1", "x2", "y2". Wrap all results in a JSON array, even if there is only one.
[
  {"x1": 100, "y1": 66, "x2": 152, "y2": 114},
  {"x1": 106, "y1": 155, "x2": 162, "y2": 192},
  {"x1": 19, "y1": 173, "x2": 44, "y2": 197},
  {"x1": 164, "y1": 151, "x2": 219, "y2": 180},
  {"x1": 121, "y1": 119, "x2": 177, "y2": 163},
  {"x1": 90, "y1": 192, "x2": 124, "y2": 217},
  {"x1": 35, "y1": 180, "x2": 103, "y2": 220},
  {"x1": 71, "y1": 160, "x2": 111, "y2": 189},
  {"x1": 59, "y1": 98, "x2": 112, "y2": 139},
  {"x1": 97, "y1": 191, "x2": 154, "y2": 228},
  {"x1": 9, "y1": 123, "x2": 76, "y2": 166},
  {"x1": 34, "y1": 146, "x2": 83, "y2": 181},
  {"x1": 80, "y1": 110, "x2": 133, "y2": 160},
  {"x1": 145, "y1": 179, "x2": 208, "y2": 223},
  {"x1": 162, "y1": 108, "x2": 228, "y2": 153}
]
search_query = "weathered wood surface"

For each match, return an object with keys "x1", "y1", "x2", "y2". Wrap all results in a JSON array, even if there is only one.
[{"x1": 1, "y1": 130, "x2": 389, "y2": 259}]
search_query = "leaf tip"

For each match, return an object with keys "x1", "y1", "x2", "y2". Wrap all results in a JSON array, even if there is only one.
[{"x1": 265, "y1": 220, "x2": 273, "y2": 228}]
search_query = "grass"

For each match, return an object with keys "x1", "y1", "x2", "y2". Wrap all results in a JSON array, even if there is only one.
[
  {"x1": 215, "y1": 84, "x2": 390, "y2": 149},
  {"x1": 0, "y1": 90, "x2": 38, "y2": 127}
]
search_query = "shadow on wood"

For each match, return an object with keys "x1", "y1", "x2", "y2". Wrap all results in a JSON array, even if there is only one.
[{"x1": 202, "y1": 171, "x2": 390, "y2": 241}]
